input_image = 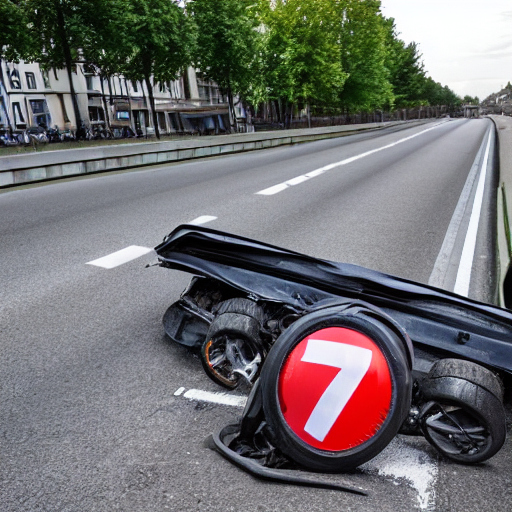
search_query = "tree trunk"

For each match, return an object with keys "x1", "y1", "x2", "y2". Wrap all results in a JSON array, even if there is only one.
[
  {"x1": 227, "y1": 90, "x2": 237, "y2": 133},
  {"x1": 56, "y1": 4, "x2": 82, "y2": 130},
  {"x1": 145, "y1": 75, "x2": 160, "y2": 140},
  {"x1": 100, "y1": 75, "x2": 112, "y2": 132}
]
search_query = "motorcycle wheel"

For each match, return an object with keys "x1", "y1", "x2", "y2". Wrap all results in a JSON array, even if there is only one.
[
  {"x1": 260, "y1": 304, "x2": 412, "y2": 472},
  {"x1": 201, "y1": 298, "x2": 265, "y2": 389},
  {"x1": 419, "y1": 359, "x2": 506, "y2": 464}
]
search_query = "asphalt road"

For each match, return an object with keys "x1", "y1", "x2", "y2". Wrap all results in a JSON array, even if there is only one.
[{"x1": 1, "y1": 118, "x2": 510, "y2": 512}]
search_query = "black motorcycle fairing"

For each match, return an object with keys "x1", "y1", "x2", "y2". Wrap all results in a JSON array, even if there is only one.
[{"x1": 155, "y1": 225, "x2": 512, "y2": 376}]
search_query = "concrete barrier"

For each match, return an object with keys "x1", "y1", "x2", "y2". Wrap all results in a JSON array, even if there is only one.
[
  {"x1": 0, "y1": 120, "x2": 427, "y2": 188},
  {"x1": 489, "y1": 115, "x2": 512, "y2": 308}
]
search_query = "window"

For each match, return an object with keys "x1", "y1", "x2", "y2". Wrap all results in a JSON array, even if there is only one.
[
  {"x1": 88, "y1": 106, "x2": 104, "y2": 122},
  {"x1": 157, "y1": 112, "x2": 166, "y2": 130},
  {"x1": 132, "y1": 80, "x2": 138, "y2": 93},
  {"x1": 13, "y1": 102, "x2": 25, "y2": 126},
  {"x1": 30, "y1": 100, "x2": 45, "y2": 114},
  {"x1": 198, "y1": 85, "x2": 210, "y2": 101},
  {"x1": 86, "y1": 75, "x2": 94, "y2": 90},
  {"x1": 116, "y1": 111, "x2": 130, "y2": 120},
  {"x1": 9, "y1": 69, "x2": 21, "y2": 89},
  {"x1": 30, "y1": 100, "x2": 51, "y2": 127},
  {"x1": 26, "y1": 72, "x2": 36, "y2": 89}
]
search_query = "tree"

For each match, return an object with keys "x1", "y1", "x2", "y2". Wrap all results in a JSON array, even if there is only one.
[
  {"x1": 0, "y1": 0, "x2": 32, "y2": 128},
  {"x1": 463, "y1": 95, "x2": 479, "y2": 105},
  {"x1": 0, "y1": 0, "x2": 31, "y2": 61},
  {"x1": 122, "y1": 0, "x2": 195, "y2": 139},
  {"x1": 190, "y1": 0, "x2": 262, "y2": 128},
  {"x1": 382, "y1": 18, "x2": 426, "y2": 108},
  {"x1": 259, "y1": 0, "x2": 347, "y2": 126},
  {"x1": 337, "y1": 0, "x2": 394, "y2": 112},
  {"x1": 18, "y1": 0, "x2": 116, "y2": 129}
]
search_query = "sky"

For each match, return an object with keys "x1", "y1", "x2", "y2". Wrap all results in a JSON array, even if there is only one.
[{"x1": 380, "y1": 0, "x2": 512, "y2": 100}]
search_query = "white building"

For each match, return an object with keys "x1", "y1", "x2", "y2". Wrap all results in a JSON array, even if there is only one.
[{"x1": 0, "y1": 60, "x2": 236, "y2": 137}]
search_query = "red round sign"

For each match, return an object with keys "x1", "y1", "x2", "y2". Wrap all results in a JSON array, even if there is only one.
[{"x1": 278, "y1": 326, "x2": 392, "y2": 451}]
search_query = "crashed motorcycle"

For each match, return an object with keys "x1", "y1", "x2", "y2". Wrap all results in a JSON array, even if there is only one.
[{"x1": 154, "y1": 225, "x2": 511, "y2": 488}]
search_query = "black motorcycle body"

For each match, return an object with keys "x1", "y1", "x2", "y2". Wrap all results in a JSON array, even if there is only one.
[{"x1": 154, "y1": 225, "x2": 511, "y2": 474}]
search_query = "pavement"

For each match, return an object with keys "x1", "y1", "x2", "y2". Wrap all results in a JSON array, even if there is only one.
[{"x1": 488, "y1": 115, "x2": 512, "y2": 307}]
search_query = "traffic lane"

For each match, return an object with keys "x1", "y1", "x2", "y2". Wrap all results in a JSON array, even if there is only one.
[
  {"x1": 0, "y1": 252, "x2": 417, "y2": 512},
  {"x1": 0, "y1": 118, "x2": 464, "y2": 243},
  {"x1": 0, "y1": 118, "x2": 485, "y2": 303},
  {"x1": 1, "y1": 118, "x2": 505, "y2": 511},
  {"x1": 198, "y1": 118, "x2": 491, "y2": 283},
  {"x1": 4, "y1": 255, "x2": 510, "y2": 512}
]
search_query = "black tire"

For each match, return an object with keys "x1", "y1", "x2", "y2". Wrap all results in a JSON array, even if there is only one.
[
  {"x1": 419, "y1": 358, "x2": 506, "y2": 464},
  {"x1": 201, "y1": 298, "x2": 265, "y2": 389},
  {"x1": 260, "y1": 304, "x2": 412, "y2": 472}
]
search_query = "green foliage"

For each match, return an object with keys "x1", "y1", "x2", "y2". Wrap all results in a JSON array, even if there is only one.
[
  {"x1": 337, "y1": 0, "x2": 394, "y2": 112},
  {"x1": 122, "y1": 0, "x2": 194, "y2": 84},
  {"x1": 0, "y1": 0, "x2": 31, "y2": 61},
  {"x1": 190, "y1": 0, "x2": 261, "y2": 98},
  {"x1": 463, "y1": 95, "x2": 479, "y2": 105},
  {"x1": 383, "y1": 18, "x2": 426, "y2": 108},
  {"x1": 120, "y1": 0, "x2": 194, "y2": 138},
  {"x1": 0, "y1": 0, "x2": 468, "y2": 124},
  {"x1": 260, "y1": 0, "x2": 347, "y2": 107}
]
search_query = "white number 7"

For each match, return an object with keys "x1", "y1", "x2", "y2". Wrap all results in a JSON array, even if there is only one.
[{"x1": 301, "y1": 339, "x2": 373, "y2": 442}]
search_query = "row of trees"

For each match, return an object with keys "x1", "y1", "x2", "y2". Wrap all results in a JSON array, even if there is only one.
[{"x1": 1, "y1": 0, "x2": 465, "y2": 136}]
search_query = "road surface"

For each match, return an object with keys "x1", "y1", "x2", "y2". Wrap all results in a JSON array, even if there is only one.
[{"x1": 1, "y1": 117, "x2": 510, "y2": 511}]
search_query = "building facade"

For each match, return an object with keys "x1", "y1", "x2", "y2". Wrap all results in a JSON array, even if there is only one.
[{"x1": 0, "y1": 60, "x2": 246, "y2": 137}]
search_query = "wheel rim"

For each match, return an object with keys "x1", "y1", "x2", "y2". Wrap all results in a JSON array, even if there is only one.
[
  {"x1": 421, "y1": 402, "x2": 492, "y2": 458},
  {"x1": 204, "y1": 334, "x2": 262, "y2": 388}
]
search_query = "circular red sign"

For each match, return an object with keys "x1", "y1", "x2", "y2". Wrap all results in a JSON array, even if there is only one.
[{"x1": 278, "y1": 326, "x2": 392, "y2": 451}]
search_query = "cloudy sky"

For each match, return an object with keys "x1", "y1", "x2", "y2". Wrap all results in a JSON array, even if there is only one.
[{"x1": 380, "y1": 0, "x2": 512, "y2": 100}]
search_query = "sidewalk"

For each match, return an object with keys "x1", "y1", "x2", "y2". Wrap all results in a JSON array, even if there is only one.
[{"x1": 489, "y1": 115, "x2": 512, "y2": 307}]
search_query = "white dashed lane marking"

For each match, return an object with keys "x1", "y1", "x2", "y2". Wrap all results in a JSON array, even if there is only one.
[
  {"x1": 86, "y1": 215, "x2": 217, "y2": 269},
  {"x1": 256, "y1": 121, "x2": 447, "y2": 196},
  {"x1": 86, "y1": 245, "x2": 153, "y2": 269}
]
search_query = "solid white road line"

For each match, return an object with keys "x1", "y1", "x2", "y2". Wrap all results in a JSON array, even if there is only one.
[
  {"x1": 453, "y1": 128, "x2": 493, "y2": 296},
  {"x1": 256, "y1": 121, "x2": 447, "y2": 196},
  {"x1": 86, "y1": 245, "x2": 153, "y2": 269}
]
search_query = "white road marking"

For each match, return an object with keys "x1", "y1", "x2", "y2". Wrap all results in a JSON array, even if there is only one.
[
  {"x1": 179, "y1": 388, "x2": 247, "y2": 407},
  {"x1": 180, "y1": 386, "x2": 437, "y2": 509},
  {"x1": 453, "y1": 128, "x2": 493, "y2": 296},
  {"x1": 256, "y1": 121, "x2": 447, "y2": 195},
  {"x1": 86, "y1": 245, "x2": 153, "y2": 269},
  {"x1": 362, "y1": 436, "x2": 438, "y2": 510},
  {"x1": 428, "y1": 129, "x2": 489, "y2": 290},
  {"x1": 86, "y1": 215, "x2": 216, "y2": 269},
  {"x1": 189, "y1": 215, "x2": 218, "y2": 225}
]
